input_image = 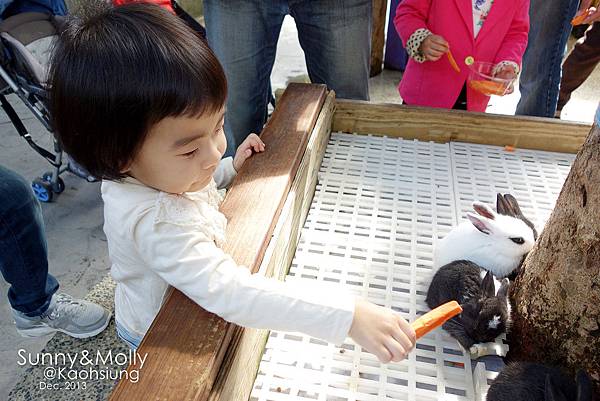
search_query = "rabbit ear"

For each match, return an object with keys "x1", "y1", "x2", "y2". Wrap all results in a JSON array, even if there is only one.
[
  {"x1": 481, "y1": 271, "x2": 496, "y2": 298},
  {"x1": 545, "y1": 374, "x2": 568, "y2": 401},
  {"x1": 576, "y1": 370, "x2": 592, "y2": 401},
  {"x1": 496, "y1": 193, "x2": 512, "y2": 216},
  {"x1": 497, "y1": 278, "x2": 510, "y2": 298},
  {"x1": 499, "y1": 194, "x2": 539, "y2": 240},
  {"x1": 503, "y1": 194, "x2": 524, "y2": 215},
  {"x1": 472, "y1": 201, "x2": 496, "y2": 220},
  {"x1": 467, "y1": 213, "x2": 493, "y2": 235}
]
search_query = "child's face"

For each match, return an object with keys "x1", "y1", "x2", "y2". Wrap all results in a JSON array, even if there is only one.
[{"x1": 125, "y1": 108, "x2": 226, "y2": 194}]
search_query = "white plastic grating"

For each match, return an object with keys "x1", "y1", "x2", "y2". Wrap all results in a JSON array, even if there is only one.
[
  {"x1": 473, "y1": 362, "x2": 499, "y2": 401},
  {"x1": 250, "y1": 133, "x2": 574, "y2": 401},
  {"x1": 450, "y1": 142, "x2": 574, "y2": 229}
]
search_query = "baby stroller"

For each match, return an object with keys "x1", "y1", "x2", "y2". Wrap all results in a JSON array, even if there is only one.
[
  {"x1": 0, "y1": 11, "x2": 98, "y2": 202},
  {"x1": 0, "y1": 1, "x2": 205, "y2": 202}
]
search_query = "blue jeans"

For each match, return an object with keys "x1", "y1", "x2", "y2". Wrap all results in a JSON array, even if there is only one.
[
  {"x1": 1, "y1": 0, "x2": 67, "y2": 19},
  {"x1": 204, "y1": 0, "x2": 372, "y2": 156},
  {"x1": 115, "y1": 320, "x2": 141, "y2": 350},
  {"x1": 0, "y1": 165, "x2": 58, "y2": 317},
  {"x1": 516, "y1": 0, "x2": 580, "y2": 117}
]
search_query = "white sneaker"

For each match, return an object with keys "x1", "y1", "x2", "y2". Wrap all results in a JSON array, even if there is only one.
[{"x1": 12, "y1": 293, "x2": 110, "y2": 339}]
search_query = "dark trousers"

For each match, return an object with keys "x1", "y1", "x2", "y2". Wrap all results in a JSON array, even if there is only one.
[
  {"x1": 204, "y1": 0, "x2": 372, "y2": 157},
  {"x1": 557, "y1": 22, "x2": 600, "y2": 112},
  {"x1": 0, "y1": 165, "x2": 58, "y2": 316}
]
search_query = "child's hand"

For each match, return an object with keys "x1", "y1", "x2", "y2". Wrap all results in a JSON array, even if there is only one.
[
  {"x1": 348, "y1": 298, "x2": 416, "y2": 363},
  {"x1": 419, "y1": 34, "x2": 449, "y2": 62},
  {"x1": 233, "y1": 133, "x2": 265, "y2": 171},
  {"x1": 575, "y1": 0, "x2": 600, "y2": 24},
  {"x1": 494, "y1": 64, "x2": 518, "y2": 95}
]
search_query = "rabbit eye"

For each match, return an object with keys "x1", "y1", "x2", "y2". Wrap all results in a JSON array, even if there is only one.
[{"x1": 510, "y1": 237, "x2": 525, "y2": 245}]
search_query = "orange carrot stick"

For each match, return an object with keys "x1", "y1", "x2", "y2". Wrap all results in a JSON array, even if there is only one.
[
  {"x1": 412, "y1": 301, "x2": 462, "y2": 339},
  {"x1": 469, "y1": 79, "x2": 507, "y2": 96},
  {"x1": 572, "y1": 8, "x2": 594, "y2": 25},
  {"x1": 571, "y1": 12, "x2": 589, "y2": 25},
  {"x1": 447, "y1": 50, "x2": 461, "y2": 73}
]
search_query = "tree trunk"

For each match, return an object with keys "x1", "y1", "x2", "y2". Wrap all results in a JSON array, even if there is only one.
[
  {"x1": 509, "y1": 123, "x2": 600, "y2": 394},
  {"x1": 370, "y1": 0, "x2": 386, "y2": 77}
]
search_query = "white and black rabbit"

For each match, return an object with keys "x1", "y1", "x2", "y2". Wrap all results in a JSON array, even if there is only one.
[
  {"x1": 434, "y1": 201, "x2": 535, "y2": 278},
  {"x1": 426, "y1": 260, "x2": 510, "y2": 350},
  {"x1": 487, "y1": 362, "x2": 593, "y2": 401}
]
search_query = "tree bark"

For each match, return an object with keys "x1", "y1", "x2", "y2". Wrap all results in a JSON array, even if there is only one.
[
  {"x1": 370, "y1": 0, "x2": 387, "y2": 77},
  {"x1": 509, "y1": 123, "x2": 600, "y2": 395}
]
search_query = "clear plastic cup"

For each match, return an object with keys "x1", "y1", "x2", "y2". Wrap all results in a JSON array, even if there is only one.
[{"x1": 467, "y1": 61, "x2": 515, "y2": 96}]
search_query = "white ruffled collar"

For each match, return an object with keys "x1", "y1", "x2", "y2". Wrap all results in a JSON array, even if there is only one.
[{"x1": 152, "y1": 179, "x2": 227, "y2": 246}]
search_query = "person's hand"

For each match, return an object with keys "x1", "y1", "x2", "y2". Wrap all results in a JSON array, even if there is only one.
[
  {"x1": 575, "y1": 0, "x2": 600, "y2": 24},
  {"x1": 419, "y1": 34, "x2": 449, "y2": 61},
  {"x1": 494, "y1": 63, "x2": 518, "y2": 94},
  {"x1": 233, "y1": 133, "x2": 265, "y2": 171},
  {"x1": 348, "y1": 298, "x2": 416, "y2": 363}
]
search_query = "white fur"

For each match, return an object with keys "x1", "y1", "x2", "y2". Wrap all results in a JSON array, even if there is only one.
[
  {"x1": 434, "y1": 205, "x2": 535, "y2": 277},
  {"x1": 488, "y1": 315, "x2": 502, "y2": 329}
]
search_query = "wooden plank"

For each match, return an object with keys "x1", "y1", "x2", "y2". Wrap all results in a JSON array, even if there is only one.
[
  {"x1": 109, "y1": 83, "x2": 328, "y2": 401},
  {"x1": 370, "y1": 0, "x2": 387, "y2": 77},
  {"x1": 208, "y1": 91, "x2": 336, "y2": 401},
  {"x1": 333, "y1": 100, "x2": 591, "y2": 153}
]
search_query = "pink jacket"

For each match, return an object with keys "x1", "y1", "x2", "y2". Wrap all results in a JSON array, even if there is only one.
[{"x1": 394, "y1": 0, "x2": 530, "y2": 112}]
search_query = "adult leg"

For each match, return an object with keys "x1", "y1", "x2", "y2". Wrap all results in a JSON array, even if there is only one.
[
  {"x1": 0, "y1": 165, "x2": 58, "y2": 317},
  {"x1": 290, "y1": 0, "x2": 371, "y2": 101},
  {"x1": 0, "y1": 165, "x2": 110, "y2": 338},
  {"x1": 204, "y1": 0, "x2": 286, "y2": 157},
  {"x1": 556, "y1": 22, "x2": 600, "y2": 113},
  {"x1": 516, "y1": 0, "x2": 580, "y2": 117}
]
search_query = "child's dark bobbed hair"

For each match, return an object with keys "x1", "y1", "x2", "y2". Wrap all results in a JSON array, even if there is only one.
[{"x1": 49, "y1": 2, "x2": 227, "y2": 180}]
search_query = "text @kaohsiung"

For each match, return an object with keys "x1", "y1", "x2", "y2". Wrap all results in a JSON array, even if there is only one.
[{"x1": 17, "y1": 349, "x2": 147, "y2": 388}]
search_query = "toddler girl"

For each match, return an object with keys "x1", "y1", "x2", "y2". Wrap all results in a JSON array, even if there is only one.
[
  {"x1": 49, "y1": 3, "x2": 416, "y2": 363},
  {"x1": 395, "y1": 0, "x2": 530, "y2": 111}
]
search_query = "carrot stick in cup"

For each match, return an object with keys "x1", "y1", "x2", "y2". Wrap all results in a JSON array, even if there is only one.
[
  {"x1": 412, "y1": 301, "x2": 463, "y2": 339},
  {"x1": 447, "y1": 50, "x2": 461, "y2": 73}
]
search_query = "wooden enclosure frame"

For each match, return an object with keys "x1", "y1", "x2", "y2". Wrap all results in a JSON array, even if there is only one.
[{"x1": 110, "y1": 83, "x2": 591, "y2": 401}]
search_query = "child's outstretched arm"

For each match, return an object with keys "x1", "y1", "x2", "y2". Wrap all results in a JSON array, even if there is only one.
[
  {"x1": 133, "y1": 209, "x2": 416, "y2": 362},
  {"x1": 134, "y1": 212, "x2": 354, "y2": 345},
  {"x1": 349, "y1": 298, "x2": 416, "y2": 363}
]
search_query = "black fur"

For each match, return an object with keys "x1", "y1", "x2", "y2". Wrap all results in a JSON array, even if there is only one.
[
  {"x1": 496, "y1": 193, "x2": 538, "y2": 240},
  {"x1": 487, "y1": 362, "x2": 593, "y2": 401},
  {"x1": 426, "y1": 260, "x2": 510, "y2": 350}
]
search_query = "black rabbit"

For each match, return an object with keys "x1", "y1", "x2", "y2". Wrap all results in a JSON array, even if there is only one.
[
  {"x1": 487, "y1": 362, "x2": 593, "y2": 401},
  {"x1": 426, "y1": 260, "x2": 510, "y2": 350}
]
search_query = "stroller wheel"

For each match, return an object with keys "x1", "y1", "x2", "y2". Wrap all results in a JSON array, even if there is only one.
[
  {"x1": 32, "y1": 179, "x2": 53, "y2": 202},
  {"x1": 42, "y1": 172, "x2": 65, "y2": 194}
]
